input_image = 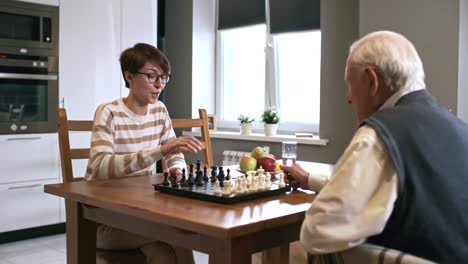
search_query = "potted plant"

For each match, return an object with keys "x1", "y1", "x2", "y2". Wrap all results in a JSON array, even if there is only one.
[
  {"x1": 238, "y1": 114, "x2": 255, "y2": 135},
  {"x1": 261, "y1": 106, "x2": 280, "y2": 136}
]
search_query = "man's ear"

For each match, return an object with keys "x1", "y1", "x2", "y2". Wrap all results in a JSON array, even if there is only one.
[{"x1": 365, "y1": 67, "x2": 379, "y2": 96}]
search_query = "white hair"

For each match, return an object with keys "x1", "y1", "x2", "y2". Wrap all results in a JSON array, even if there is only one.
[{"x1": 347, "y1": 31, "x2": 426, "y2": 93}]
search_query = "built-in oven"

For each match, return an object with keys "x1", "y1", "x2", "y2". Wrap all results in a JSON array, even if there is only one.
[
  {"x1": 0, "y1": 46, "x2": 58, "y2": 134},
  {"x1": 0, "y1": 0, "x2": 58, "y2": 51}
]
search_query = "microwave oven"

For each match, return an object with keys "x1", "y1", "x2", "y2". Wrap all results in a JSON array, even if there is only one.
[{"x1": 0, "y1": 0, "x2": 58, "y2": 54}]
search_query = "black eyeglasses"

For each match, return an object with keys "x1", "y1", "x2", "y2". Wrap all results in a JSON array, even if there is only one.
[{"x1": 136, "y1": 72, "x2": 171, "y2": 84}]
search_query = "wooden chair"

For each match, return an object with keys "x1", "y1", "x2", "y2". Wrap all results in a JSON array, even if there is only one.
[
  {"x1": 56, "y1": 108, "x2": 145, "y2": 263},
  {"x1": 162, "y1": 108, "x2": 214, "y2": 171},
  {"x1": 56, "y1": 108, "x2": 93, "y2": 183}
]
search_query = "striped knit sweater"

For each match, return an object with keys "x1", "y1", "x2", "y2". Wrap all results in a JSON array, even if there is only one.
[{"x1": 85, "y1": 98, "x2": 185, "y2": 180}]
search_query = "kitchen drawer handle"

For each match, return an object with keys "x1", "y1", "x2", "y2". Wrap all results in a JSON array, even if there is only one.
[
  {"x1": 7, "y1": 137, "x2": 41, "y2": 141},
  {"x1": 8, "y1": 184, "x2": 42, "y2": 190}
]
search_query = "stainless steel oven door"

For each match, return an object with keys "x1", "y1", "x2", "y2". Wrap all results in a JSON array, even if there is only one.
[{"x1": 0, "y1": 73, "x2": 58, "y2": 134}]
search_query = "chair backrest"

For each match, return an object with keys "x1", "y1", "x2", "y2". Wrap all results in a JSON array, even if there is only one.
[
  {"x1": 56, "y1": 108, "x2": 93, "y2": 183},
  {"x1": 163, "y1": 108, "x2": 213, "y2": 171}
]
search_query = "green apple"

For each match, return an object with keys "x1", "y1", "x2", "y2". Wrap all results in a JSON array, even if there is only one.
[
  {"x1": 250, "y1": 146, "x2": 269, "y2": 160},
  {"x1": 239, "y1": 156, "x2": 257, "y2": 172}
]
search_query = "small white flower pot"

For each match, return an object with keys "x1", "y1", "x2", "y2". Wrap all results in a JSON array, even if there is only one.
[
  {"x1": 240, "y1": 123, "x2": 252, "y2": 135},
  {"x1": 264, "y1": 124, "x2": 278, "y2": 136}
]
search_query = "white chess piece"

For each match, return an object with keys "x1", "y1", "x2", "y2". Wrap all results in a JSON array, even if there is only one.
[
  {"x1": 247, "y1": 171, "x2": 255, "y2": 186},
  {"x1": 250, "y1": 176, "x2": 258, "y2": 192},
  {"x1": 258, "y1": 174, "x2": 265, "y2": 190},
  {"x1": 222, "y1": 180, "x2": 231, "y2": 196},
  {"x1": 242, "y1": 177, "x2": 248, "y2": 193},
  {"x1": 257, "y1": 167, "x2": 264, "y2": 177},
  {"x1": 235, "y1": 178, "x2": 243, "y2": 194},
  {"x1": 214, "y1": 180, "x2": 221, "y2": 194},
  {"x1": 278, "y1": 173, "x2": 286, "y2": 188},
  {"x1": 265, "y1": 173, "x2": 272, "y2": 189}
]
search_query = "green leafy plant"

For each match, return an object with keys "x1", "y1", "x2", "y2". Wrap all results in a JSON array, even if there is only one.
[
  {"x1": 237, "y1": 114, "x2": 255, "y2": 124},
  {"x1": 261, "y1": 106, "x2": 280, "y2": 124}
]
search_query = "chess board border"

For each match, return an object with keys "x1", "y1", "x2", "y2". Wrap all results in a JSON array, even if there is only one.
[{"x1": 153, "y1": 183, "x2": 292, "y2": 204}]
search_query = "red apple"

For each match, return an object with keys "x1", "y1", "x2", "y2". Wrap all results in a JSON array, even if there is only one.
[
  {"x1": 258, "y1": 156, "x2": 276, "y2": 172},
  {"x1": 239, "y1": 156, "x2": 258, "y2": 172},
  {"x1": 251, "y1": 146, "x2": 269, "y2": 160}
]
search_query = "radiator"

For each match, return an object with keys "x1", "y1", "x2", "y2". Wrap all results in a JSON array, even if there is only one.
[
  {"x1": 222, "y1": 150, "x2": 251, "y2": 166},
  {"x1": 222, "y1": 146, "x2": 270, "y2": 166}
]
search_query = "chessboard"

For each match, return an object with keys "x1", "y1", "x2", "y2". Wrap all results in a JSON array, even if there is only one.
[{"x1": 153, "y1": 161, "x2": 291, "y2": 204}]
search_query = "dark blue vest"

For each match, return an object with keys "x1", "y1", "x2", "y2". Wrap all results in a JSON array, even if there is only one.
[{"x1": 363, "y1": 90, "x2": 468, "y2": 263}]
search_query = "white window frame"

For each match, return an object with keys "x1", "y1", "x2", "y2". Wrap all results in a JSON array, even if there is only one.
[{"x1": 215, "y1": 26, "x2": 320, "y2": 134}]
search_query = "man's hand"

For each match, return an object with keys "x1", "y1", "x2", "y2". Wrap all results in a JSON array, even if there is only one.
[
  {"x1": 280, "y1": 163, "x2": 310, "y2": 190},
  {"x1": 161, "y1": 136, "x2": 202, "y2": 156}
]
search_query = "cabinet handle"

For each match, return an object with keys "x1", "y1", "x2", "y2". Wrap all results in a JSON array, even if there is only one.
[
  {"x1": 8, "y1": 184, "x2": 42, "y2": 190},
  {"x1": 7, "y1": 137, "x2": 41, "y2": 141}
]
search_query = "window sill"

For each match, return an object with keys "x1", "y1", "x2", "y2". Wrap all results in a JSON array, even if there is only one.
[{"x1": 182, "y1": 130, "x2": 329, "y2": 146}]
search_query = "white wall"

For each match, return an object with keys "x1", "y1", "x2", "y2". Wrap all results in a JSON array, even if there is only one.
[
  {"x1": 359, "y1": 0, "x2": 461, "y2": 114},
  {"x1": 192, "y1": 0, "x2": 216, "y2": 118},
  {"x1": 121, "y1": 0, "x2": 158, "y2": 97}
]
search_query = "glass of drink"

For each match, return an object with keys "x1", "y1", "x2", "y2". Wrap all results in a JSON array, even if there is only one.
[{"x1": 282, "y1": 141, "x2": 297, "y2": 165}]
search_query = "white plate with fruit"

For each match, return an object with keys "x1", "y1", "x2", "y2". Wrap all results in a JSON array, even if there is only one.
[{"x1": 237, "y1": 146, "x2": 282, "y2": 174}]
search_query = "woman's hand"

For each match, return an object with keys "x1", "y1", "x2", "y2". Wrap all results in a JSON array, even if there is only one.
[{"x1": 161, "y1": 136, "x2": 202, "y2": 156}]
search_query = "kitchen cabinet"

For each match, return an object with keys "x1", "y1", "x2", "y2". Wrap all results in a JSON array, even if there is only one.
[
  {"x1": 0, "y1": 179, "x2": 60, "y2": 232},
  {"x1": 0, "y1": 134, "x2": 60, "y2": 184},
  {"x1": 0, "y1": 133, "x2": 60, "y2": 232}
]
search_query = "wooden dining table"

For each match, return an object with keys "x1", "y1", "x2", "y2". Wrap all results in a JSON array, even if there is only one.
[{"x1": 44, "y1": 162, "x2": 334, "y2": 264}]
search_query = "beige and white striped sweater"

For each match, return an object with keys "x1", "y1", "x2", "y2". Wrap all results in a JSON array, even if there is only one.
[{"x1": 85, "y1": 98, "x2": 185, "y2": 180}]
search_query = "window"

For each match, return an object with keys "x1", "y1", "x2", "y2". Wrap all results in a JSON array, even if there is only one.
[
  {"x1": 216, "y1": 26, "x2": 321, "y2": 132},
  {"x1": 275, "y1": 31, "x2": 321, "y2": 125}
]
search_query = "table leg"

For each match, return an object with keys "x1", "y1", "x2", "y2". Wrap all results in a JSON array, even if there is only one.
[
  {"x1": 208, "y1": 240, "x2": 252, "y2": 264},
  {"x1": 65, "y1": 200, "x2": 96, "y2": 264},
  {"x1": 262, "y1": 244, "x2": 290, "y2": 264}
]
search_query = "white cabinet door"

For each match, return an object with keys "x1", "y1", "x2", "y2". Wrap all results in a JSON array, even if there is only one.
[
  {"x1": 59, "y1": 0, "x2": 122, "y2": 120},
  {"x1": 0, "y1": 179, "x2": 60, "y2": 232},
  {"x1": 0, "y1": 133, "x2": 59, "y2": 184}
]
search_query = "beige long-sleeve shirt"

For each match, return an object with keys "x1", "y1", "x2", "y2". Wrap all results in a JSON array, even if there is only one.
[
  {"x1": 302, "y1": 86, "x2": 425, "y2": 254},
  {"x1": 85, "y1": 98, "x2": 185, "y2": 180}
]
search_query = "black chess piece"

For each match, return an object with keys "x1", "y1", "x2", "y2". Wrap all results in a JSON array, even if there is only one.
[
  {"x1": 226, "y1": 168, "x2": 231, "y2": 180},
  {"x1": 210, "y1": 166, "x2": 217, "y2": 183},
  {"x1": 162, "y1": 172, "x2": 170, "y2": 186},
  {"x1": 188, "y1": 169, "x2": 195, "y2": 186},
  {"x1": 180, "y1": 168, "x2": 188, "y2": 187},
  {"x1": 196, "y1": 160, "x2": 202, "y2": 172},
  {"x1": 203, "y1": 166, "x2": 209, "y2": 182},
  {"x1": 195, "y1": 170, "x2": 204, "y2": 186},
  {"x1": 170, "y1": 175, "x2": 178, "y2": 188},
  {"x1": 218, "y1": 166, "x2": 225, "y2": 187}
]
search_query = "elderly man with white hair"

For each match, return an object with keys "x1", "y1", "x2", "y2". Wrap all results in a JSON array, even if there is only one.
[{"x1": 281, "y1": 31, "x2": 468, "y2": 263}]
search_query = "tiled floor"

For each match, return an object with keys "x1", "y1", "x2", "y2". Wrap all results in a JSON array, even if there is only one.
[{"x1": 0, "y1": 234, "x2": 209, "y2": 264}]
